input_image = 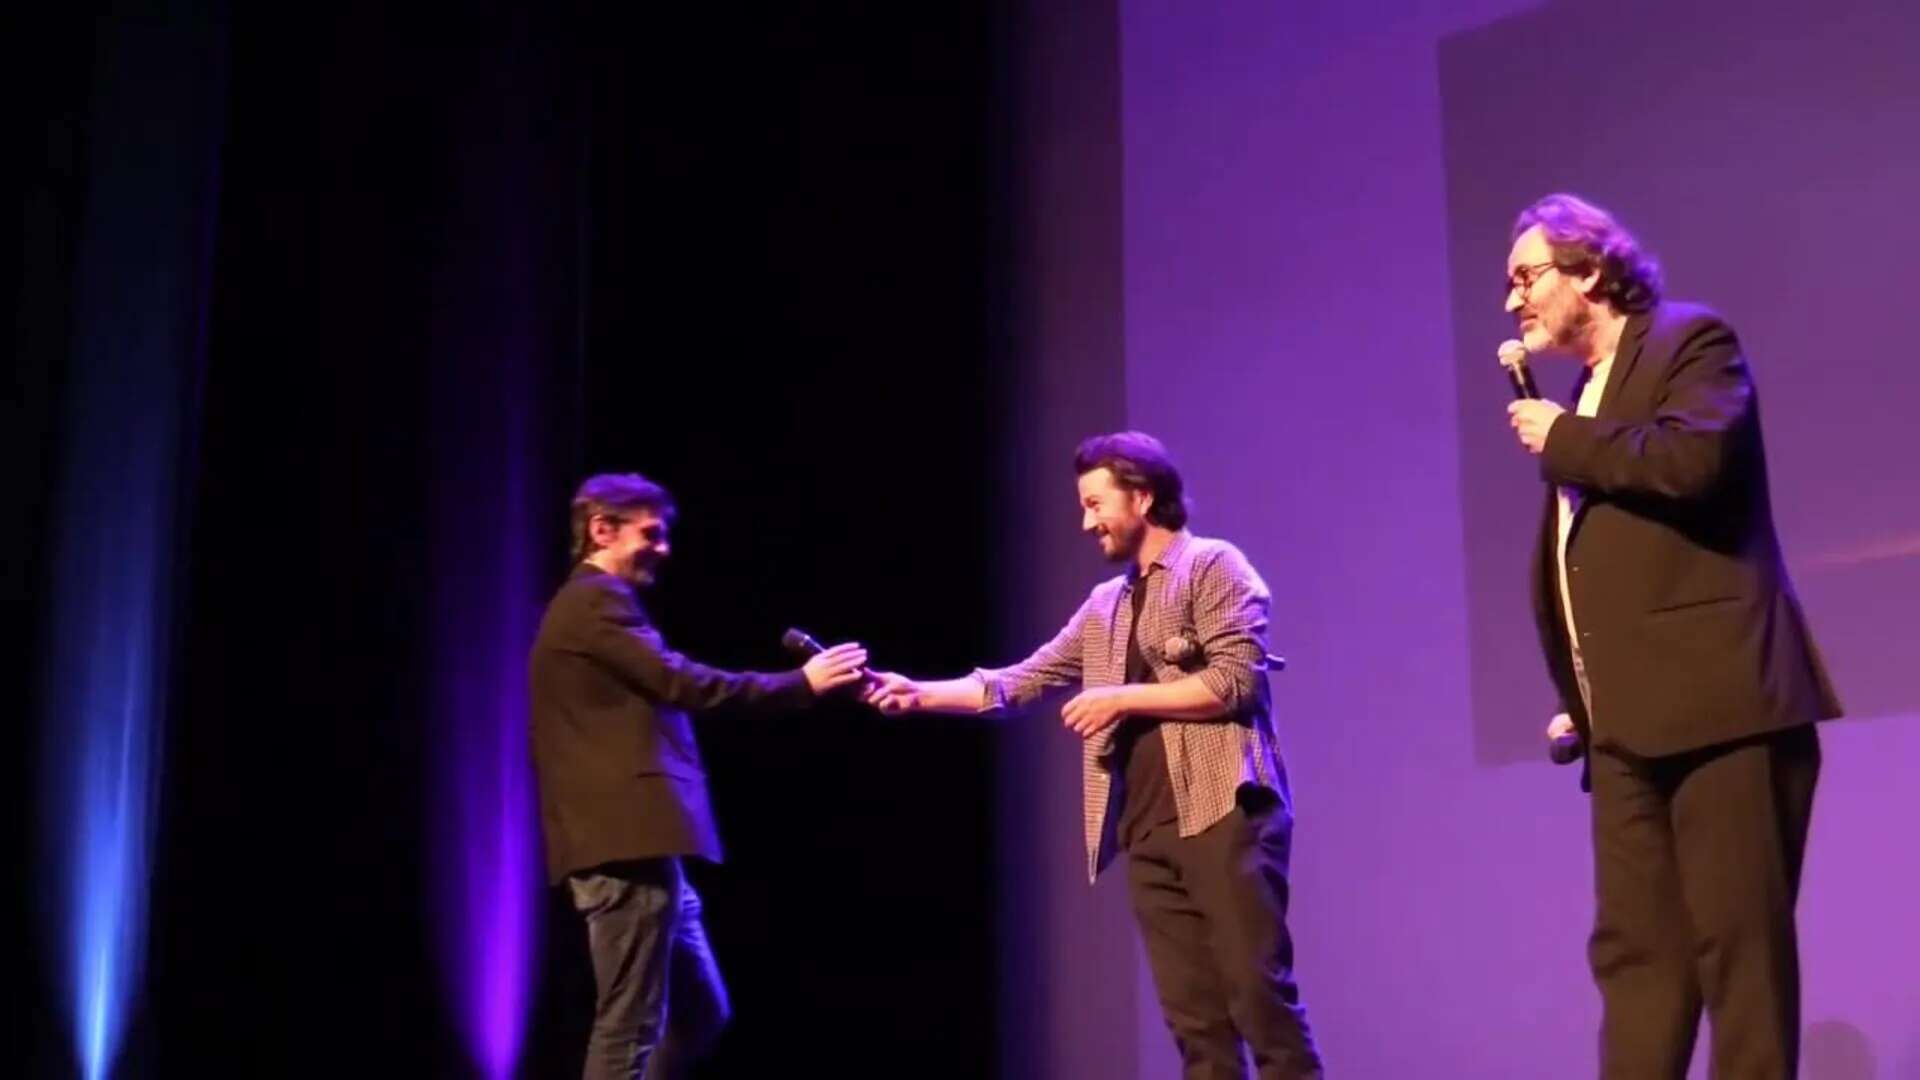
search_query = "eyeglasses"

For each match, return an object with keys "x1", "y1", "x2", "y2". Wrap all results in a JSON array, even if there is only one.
[{"x1": 1504, "y1": 261, "x2": 1559, "y2": 298}]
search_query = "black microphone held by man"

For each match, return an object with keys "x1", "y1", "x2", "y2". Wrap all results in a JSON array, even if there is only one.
[
  {"x1": 1498, "y1": 338, "x2": 1540, "y2": 400},
  {"x1": 1497, "y1": 338, "x2": 1577, "y2": 764}
]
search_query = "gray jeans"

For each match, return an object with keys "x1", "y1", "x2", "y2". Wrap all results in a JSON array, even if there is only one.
[{"x1": 567, "y1": 858, "x2": 731, "y2": 1080}]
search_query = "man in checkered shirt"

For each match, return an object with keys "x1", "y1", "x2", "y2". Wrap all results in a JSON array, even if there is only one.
[{"x1": 865, "y1": 431, "x2": 1323, "y2": 1079}]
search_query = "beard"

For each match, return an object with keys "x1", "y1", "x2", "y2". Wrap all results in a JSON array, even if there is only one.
[
  {"x1": 1098, "y1": 517, "x2": 1145, "y2": 563},
  {"x1": 1545, "y1": 291, "x2": 1596, "y2": 354}
]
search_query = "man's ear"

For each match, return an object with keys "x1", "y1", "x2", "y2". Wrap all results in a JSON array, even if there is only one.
[
  {"x1": 588, "y1": 513, "x2": 618, "y2": 548},
  {"x1": 1574, "y1": 264, "x2": 1606, "y2": 302}
]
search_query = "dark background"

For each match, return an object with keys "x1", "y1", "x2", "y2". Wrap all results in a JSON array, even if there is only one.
[{"x1": 10, "y1": 3, "x2": 1017, "y2": 1076}]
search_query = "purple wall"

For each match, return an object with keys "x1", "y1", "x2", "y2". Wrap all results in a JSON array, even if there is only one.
[{"x1": 1082, "y1": 0, "x2": 1920, "y2": 1076}]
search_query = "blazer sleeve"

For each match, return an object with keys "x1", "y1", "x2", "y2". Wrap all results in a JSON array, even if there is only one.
[
  {"x1": 1541, "y1": 315, "x2": 1753, "y2": 501},
  {"x1": 571, "y1": 578, "x2": 814, "y2": 713}
]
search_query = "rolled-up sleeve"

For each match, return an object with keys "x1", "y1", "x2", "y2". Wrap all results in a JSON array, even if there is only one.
[
  {"x1": 974, "y1": 598, "x2": 1090, "y2": 713},
  {"x1": 1191, "y1": 545, "x2": 1269, "y2": 717}
]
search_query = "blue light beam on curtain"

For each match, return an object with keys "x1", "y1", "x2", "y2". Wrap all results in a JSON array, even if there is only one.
[{"x1": 36, "y1": 13, "x2": 225, "y2": 1078}]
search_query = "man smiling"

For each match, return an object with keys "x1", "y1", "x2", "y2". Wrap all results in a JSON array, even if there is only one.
[{"x1": 864, "y1": 432, "x2": 1321, "y2": 1079}]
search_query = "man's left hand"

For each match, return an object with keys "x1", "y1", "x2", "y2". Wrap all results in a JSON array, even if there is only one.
[
  {"x1": 1507, "y1": 399, "x2": 1565, "y2": 454},
  {"x1": 1061, "y1": 686, "x2": 1131, "y2": 738}
]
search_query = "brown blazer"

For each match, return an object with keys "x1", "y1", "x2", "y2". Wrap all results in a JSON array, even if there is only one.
[{"x1": 528, "y1": 564, "x2": 813, "y2": 882}]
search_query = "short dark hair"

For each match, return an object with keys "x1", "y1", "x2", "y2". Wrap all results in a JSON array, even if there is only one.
[
  {"x1": 1512, "y1": 193, "x2": 1663, "y2": 314},
  {"x1": 1073, "y1": 431, "x2": 1189, "y2": 530},
  {"x1": 569, "y1": 472, "x2": 676, "y2": 562}
]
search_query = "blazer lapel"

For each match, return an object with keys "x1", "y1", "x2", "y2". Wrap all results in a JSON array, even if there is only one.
[
  {"x1": 1594, "y1": 310, "x2": 1651, "y2": 419},
  {"x1": 1561, "y1": 310, "x2": 1653, "y2": 551}
]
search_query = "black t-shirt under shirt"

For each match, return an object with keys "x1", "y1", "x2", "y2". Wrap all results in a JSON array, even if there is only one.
[{"x1": 1113, "y1": 571, "x2": 1179, "y2": 850}]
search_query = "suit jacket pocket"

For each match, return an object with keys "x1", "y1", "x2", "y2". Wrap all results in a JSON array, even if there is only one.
[
  {"x1": 1646, "y1": 594, "x2": 1741, "y2": 617},
  {"x1": 641, "y1": 708, "x2": 705, "y2": 777}
]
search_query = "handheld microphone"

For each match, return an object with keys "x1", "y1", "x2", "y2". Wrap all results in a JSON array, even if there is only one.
[
  {"x1": 781, "y1": 627, "x2": 877, "y2": 685},
  {"x1": 1498, "y1": 339, "x2": 1540, "y2": 400},
  {"x1": 781, "y1": 627, "x2": 833, "y2": 659},
  {"x1": 1549, "y1": 731, "x2": 1583, "y2": 765}
]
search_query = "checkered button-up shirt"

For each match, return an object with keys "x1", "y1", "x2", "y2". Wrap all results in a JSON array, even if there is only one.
[{"x1": 975, "y1": 531, "x2": 1293, "y2": 881}]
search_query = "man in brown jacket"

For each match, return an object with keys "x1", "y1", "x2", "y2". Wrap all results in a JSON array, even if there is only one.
[{"x1": 529, "y1": 472, "x2": 866, "y2": 1080}]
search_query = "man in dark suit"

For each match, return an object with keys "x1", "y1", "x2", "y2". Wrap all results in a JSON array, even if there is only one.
[
  {"x1": 1501, "y1": 194, "x2": 1842, "y2": 1079},
  {"x1": 529, "y1": 472, "x2": 867, "y2": 1080}
]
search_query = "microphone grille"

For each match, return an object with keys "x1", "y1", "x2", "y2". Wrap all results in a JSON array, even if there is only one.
[{"x1": 1497, "y1": 339, "x2": 1529, "y2": 367}]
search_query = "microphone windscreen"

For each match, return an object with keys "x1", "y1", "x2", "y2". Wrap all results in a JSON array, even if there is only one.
[{"x1": 781, "y1": 628, "x2": 823, "y2": 656}]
